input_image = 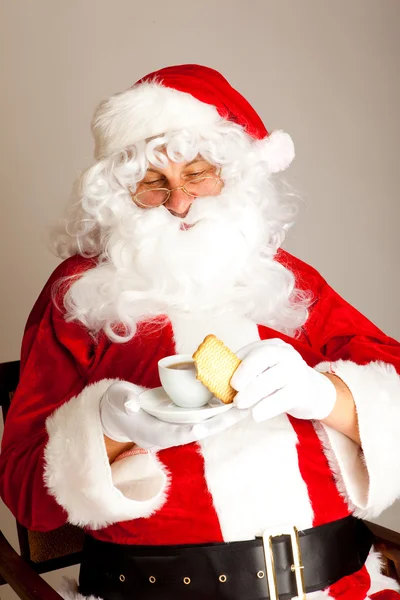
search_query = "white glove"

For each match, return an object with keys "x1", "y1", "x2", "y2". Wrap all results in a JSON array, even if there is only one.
[
  {"x1": 100, "y1": 381, "x2": 249, "y2": 451},
  {"x1": 231, "y1": 339, "x2": 336, "y2": 422}
]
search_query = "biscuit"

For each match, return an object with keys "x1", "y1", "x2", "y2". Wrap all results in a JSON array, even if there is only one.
[{"x1": 192, "y1": 334, "x2": 241, "y2": 404}]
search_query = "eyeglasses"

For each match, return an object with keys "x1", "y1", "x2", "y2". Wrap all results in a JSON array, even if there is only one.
[{"x1": 130, "y1": 168, "x2": 222, "y2": 208}]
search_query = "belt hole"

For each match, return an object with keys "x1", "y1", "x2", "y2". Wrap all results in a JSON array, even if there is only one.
[
  {"x1": 219, "y1": 574, "x2": 227, "y2": 583},
  {"x1": 183, "y1": 577, "x2": 191, "y2": 585},
  {"x1": 257, "y1": 570, "x2": 265, "y2": 579},
  {"x1": 149, "y1": 575, "x2": 156, "y2": 583},
  {"x1": 119, "y1": 574, "x2": 126, "y2": 582}
]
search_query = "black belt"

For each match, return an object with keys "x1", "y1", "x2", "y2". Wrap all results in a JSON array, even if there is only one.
[{"x1": 79, "y1": 516, "x2": 373, "y2": 600}]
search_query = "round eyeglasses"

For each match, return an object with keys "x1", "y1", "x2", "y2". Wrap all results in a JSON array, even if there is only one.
[{"x1": 130, "y1": 169, "x2": 222, "y2": 208}]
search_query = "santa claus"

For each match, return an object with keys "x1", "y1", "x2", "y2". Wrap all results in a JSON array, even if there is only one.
[{"x1": 1, "y1": 64, "x2": 400, "y2": 600}]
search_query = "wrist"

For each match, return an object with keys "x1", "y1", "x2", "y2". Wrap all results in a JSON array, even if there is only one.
[
  {"x1": 317, "y1": 372, "x2": 338, "y2": 419},
  {"x1": 104, "y1": 434, "x2": 136, "y2": 464},
  {"x1": 320, "y1": 373, "x2": 361, "y2": 445}
]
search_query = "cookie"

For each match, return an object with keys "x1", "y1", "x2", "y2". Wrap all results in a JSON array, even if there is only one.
[{"x1": 192, "y1": 334, "x2": 241, "y2": 404}]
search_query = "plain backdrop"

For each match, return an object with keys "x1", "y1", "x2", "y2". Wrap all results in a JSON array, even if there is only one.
[{"x1": 0, "y1": 1, "x2": 399, "y2": 597}]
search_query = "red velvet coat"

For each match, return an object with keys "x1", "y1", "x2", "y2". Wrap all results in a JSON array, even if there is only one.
[{"x1": 1, "y1": 250, "x2": 400, "y2": 599}]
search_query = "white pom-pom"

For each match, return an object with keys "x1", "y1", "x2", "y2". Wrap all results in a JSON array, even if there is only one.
[{"x1": 258, "y1": 130, "x2": 295, "y2": 173}]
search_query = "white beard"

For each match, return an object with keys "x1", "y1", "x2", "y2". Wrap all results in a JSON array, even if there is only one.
[
  {"x1": 64, "y1": 180, "x2": 307, "y2": 342},
  {"x1": 113, "y1": 185, "x2": 266, "y2": 313}
]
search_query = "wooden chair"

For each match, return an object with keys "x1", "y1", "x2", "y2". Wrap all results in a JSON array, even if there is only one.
[{"x1": 1, "y1": 360, "x2": 400, "y2": 599}]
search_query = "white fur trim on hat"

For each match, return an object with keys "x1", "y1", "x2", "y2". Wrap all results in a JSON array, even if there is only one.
[
  {"x1": 44, "y1": 378, "x2": 169, "y2": 529},
  {"x1": 92, "y1": 82, "x2": 295, "y2": 174},
  {"x1": 92, "y1": 82, "x2": 220, "y2": 160}
]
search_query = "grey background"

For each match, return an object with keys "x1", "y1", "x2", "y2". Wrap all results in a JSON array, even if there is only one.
[{"x1": 0, "y1": 1, "x2": 399, "y2": 597}]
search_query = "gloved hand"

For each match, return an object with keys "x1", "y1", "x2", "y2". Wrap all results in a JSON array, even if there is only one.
[
  {"x1": 100, "y1": 381, "x2": 249, "y2": 451},
  {"x1": 231, "y1": 339, "x2": 336, "y2": 422}
]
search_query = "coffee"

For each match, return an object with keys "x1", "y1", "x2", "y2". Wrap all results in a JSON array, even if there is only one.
[
  {"x1": 158, "y1": 353, "x2": 213, "y2": 408},
  {"x1": 167, "y1": 362, "x2": 196, "y2": 371}
]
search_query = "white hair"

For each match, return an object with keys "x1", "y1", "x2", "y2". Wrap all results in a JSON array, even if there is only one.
[{"x1": 52, "y1": 121, "x2": 311, "y2": 343}]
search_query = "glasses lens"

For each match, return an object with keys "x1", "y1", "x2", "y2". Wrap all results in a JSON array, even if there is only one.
[
  {"x1": 134, "y1": 189, "x2": 169, "y2": 207},
  {"x1": 184, "y1": 176, "x2": 219, "y2": 197}
]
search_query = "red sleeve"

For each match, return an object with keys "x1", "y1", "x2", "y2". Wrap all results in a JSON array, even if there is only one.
[
  {"x1": 278, "y1": 252, "x2": 400, "y2": 517},
  {"x1": 0, "y1": 256, "x2": 97, "y2": 531},
  {"x1": 278, "y1": 250, "x2": 400, "y2": 369}
]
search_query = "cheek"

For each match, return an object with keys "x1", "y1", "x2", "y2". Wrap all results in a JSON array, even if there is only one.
[{"x1": 209, "y1": 180, "x2": 224, "y2": 196}]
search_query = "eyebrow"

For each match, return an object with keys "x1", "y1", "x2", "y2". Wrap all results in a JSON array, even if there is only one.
[{"x1": 146, "y1": 157, "x2": 204, "y2": 174}]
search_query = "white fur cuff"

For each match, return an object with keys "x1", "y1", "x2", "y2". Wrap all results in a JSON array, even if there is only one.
[
  {"x1": 315, "y1": 360, "x2": 400, "y2": 518},
  {"x1": 44, "y1": 379, "x2": 168, "y2": 529}
]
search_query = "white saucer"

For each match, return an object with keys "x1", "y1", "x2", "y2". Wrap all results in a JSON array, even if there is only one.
[{"x1": 139, "y1": 387, "x2": 232, "y2": 424}]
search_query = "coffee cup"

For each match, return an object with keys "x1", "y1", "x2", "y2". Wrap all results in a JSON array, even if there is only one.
[{"x1": 158, "y1": 354, "x2": 213, "y2": 408}]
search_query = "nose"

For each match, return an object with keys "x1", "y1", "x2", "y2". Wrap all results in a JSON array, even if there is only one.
[{"x1": 165, "y1": 187, "x2": 195, "y2": 218}]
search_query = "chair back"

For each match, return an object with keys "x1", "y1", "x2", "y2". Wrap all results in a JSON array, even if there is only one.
[
  {"x1": 0, "y1": 360, "x2": 20, "y2": 422},
  {"x1": 0, "y1": 360, "x2": 84, "y2": 580}
]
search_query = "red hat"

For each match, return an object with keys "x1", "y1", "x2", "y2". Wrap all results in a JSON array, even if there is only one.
[{"x1": 92, "y1": 64, "x2": 294, "y2": 173}]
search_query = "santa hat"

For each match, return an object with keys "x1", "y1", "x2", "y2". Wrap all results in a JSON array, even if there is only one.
[{"x1": 92, "y1": 64, "x2": 294, "y2": 173}]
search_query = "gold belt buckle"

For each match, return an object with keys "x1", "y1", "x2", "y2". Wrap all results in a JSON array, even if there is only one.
[{"x1": 261, "y1": 525, "x2": 306, "y2": 600}]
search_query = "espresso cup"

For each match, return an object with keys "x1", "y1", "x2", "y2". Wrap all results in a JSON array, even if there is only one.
[{"x1": 158, "y1": 354, "x2": 213, "y2": 408}]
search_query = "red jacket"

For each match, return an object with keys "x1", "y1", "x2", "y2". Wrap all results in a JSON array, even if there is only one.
[{"x1": 1, "y1": 251, "x2": 400, "y2": 598}]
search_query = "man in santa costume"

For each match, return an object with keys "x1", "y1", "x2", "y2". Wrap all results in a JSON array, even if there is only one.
[{"x1": 1, "y1": 64, "x2": 400, "y2": 600}]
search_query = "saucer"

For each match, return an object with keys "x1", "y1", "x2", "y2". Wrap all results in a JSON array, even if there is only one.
[{"x1": 139, "y1": 387, "x2": 232, "y2": 424}]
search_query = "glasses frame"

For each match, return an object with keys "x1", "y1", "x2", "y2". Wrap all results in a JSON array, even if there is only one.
[{"x1": 130, "y1": 169, "x2": 222, "y2": 209}]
